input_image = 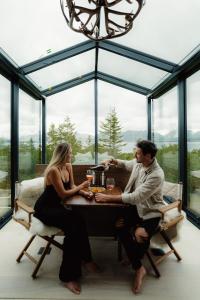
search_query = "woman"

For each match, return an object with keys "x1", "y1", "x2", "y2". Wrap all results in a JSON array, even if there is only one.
[{"x1": 34, "y1": 142, "x2": 97, "y2": 294}]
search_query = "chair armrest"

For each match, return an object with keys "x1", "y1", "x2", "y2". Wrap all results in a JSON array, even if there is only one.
[
  {"x1": 15, "y1": 199, "x2": 35, "y2": 224},
  {"x1": 16, "y1": 199, "x2": 35, "y2": 214},
  {"x1": 158, "y1": 200, "x2": 182, "y2": 218}
]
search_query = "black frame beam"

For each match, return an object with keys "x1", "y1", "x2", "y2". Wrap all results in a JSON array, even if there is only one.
[
  {"x1": 99, "y1": 41, "x2": 177, "y2": 73},
  {"x1": 41, "y1": 98, "x2": 46, "y2": 164},
  {"x1": 21, "y1": 40, "x2": 96, "y2": 74},
  {"x1": 94, "y1": 42, "x2": 99, "y2": 164},
  {"x1": 0, "y1": 50, "x2": 44, "y2": 100},
  {"x1": 178, "y1": 79, "x2": 187, "y2": 210},
  {"x1": 11, "y1": 80, "x2": 19, "y2": 204},
  {"x1": 42, "y1": 72, "x2": 95, "y2": 96},
  {"x1": 42, "y1": 71, "x2": 150, "y2": 97},
  {"x1": 147, "y1": 97, "x2": 152, "y2": 140},
  {"x1": 150, "y1": 50, "x2": 200, "y2": 99},
  {"x1": 97, "y1": 71, "x2": 151, "y2": 95}
]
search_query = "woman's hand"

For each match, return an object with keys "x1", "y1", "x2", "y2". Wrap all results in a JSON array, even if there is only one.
[
  {"x1": 65, "y1": 163, "x2": 72, "y2": 172},
  {"x1": 82, "y1": 191, "x2": 94, "y2": 201},
  {"x1": 95, "y1": 193, "x2": 110, "y2": 203},
  {"x1": 80, "y1": 180, "x2": 90, "y2": 190}
]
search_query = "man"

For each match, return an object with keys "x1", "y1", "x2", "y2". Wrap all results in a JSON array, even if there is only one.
[{"x1": 95, "y1": 140, "x2": 165, "y2": 294}]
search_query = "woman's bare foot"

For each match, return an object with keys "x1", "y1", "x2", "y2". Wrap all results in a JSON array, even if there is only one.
[
  {"x1": 84, "y1": 261, "x2": 101, "y2": 273},
  {"x1": 64, "y1": 281, "x2": 81, "y2": 294},
  {"x1": 132, "y1": 265, "x2": 147, "y2": 294}
]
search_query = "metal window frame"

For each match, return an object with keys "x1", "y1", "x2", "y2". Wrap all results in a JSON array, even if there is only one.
[{"x1": 1, "y1": 38, "x2": 200, "y2": 228}]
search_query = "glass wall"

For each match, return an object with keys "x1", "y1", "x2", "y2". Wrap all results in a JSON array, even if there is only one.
[
  {"x1": 19, "y1": 90, "x2": 41, "y2": 180},
  {"x1": 46, "y1": 81, "x2": 95, "y2": 164},
  {"x1": 98, "y1": 81, "x2": 147, "y2": 161},
  {"x1": 0, "y1": 74, "x2": 11, "y2": 218},
  {"x1": 152, "y1": 87, "x2": 179, "y2": 182},
  {"x1": 187, "y1": 70, "x2": 200, "y2": 215}
]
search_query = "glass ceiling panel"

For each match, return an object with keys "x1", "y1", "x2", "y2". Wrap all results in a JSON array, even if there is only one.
[
  {"x1": 116, "y1": 0, "x2": 200, "y2": 64},
  {"x1": 27, "y1": 50, "x2": 95, "y2": 90},
  {"x1": 0, "y1": 0, "x2": 87, "y2": 66},
  {"x1": 98, "y1": 50, "x2": 168, "y2": 89}
]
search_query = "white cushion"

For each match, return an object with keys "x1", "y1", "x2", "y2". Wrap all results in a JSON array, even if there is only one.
[
  {"x1": 14, "y1": 209, "x2": 61, "y2": 236},
  {"x1": 15, "y1": 177, "x2": 62, "y2": 236},
  {"x1": 163, "y1": 181, "x2": 181, "y2": 199},
  {"x1": 18, "y1": 177, "x2": 45, "y2": 206}
]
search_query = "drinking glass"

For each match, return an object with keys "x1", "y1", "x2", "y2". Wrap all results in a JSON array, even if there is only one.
[
  {"x1": 86, "y1": 170, "x2": 94, "y2": 190},
  {"x1": 106, "y1": 177, "x2": 115, "y2": 191}
]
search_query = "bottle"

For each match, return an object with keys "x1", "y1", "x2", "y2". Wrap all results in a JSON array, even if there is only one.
[
  {"x1": 90, "y1": 164, "x2": 105, "y2": 171},
  {"x1": 101, "y1": 171, "x2": 105, "y2": 187},
  {"x1": 92, "y1": 171, "x2": 96, "y2": 186},
  {"x1": 90, "y1": 164, "x2": 110, "y2": 172}
]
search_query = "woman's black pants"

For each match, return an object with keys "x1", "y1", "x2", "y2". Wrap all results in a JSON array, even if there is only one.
[{"x1": 35, "y1": 206, "x2": 92, "y2": 282}]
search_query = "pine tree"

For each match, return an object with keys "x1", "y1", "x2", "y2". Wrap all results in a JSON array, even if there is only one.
[
  {"x1": 85, "y1": 135, "x2": 95, "y2": 159},
  {"x1": 99, "y1": 108, "x2": 126, "y2": 157},
  {"x1": 47, "y1": 116, "x2": 82, "y2": 162}
]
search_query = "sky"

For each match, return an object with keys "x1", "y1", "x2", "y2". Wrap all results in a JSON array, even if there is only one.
[
  {"x1": 1, "y1": 0, "x2": 200, "y2": 65},
  {"x1": 0, "y1": 0, "x2": 200, "y2": 138},
  {"x1": 46, "y1": 80, "x2": 148, "y2": 136}
]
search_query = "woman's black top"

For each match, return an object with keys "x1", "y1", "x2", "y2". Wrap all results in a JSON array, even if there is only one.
[{"x1": 34, "y1": 181, "x2": 70, "y2": 218}]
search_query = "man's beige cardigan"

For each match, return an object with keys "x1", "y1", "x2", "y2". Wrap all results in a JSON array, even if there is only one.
[{"x1": 117, "y1": 158, "x2": 165, "y2": 220}]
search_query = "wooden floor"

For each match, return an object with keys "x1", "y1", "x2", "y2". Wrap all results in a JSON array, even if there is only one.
[{"x1": 0, "y1": 218, "x2": 200, "y2": 300}]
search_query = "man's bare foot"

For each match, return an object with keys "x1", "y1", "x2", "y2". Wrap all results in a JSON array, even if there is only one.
[
  {"x1": 64, "y1": 281, "x2": 81, "y2": 294},
  {"x1": 132, "y1": 265, "x2": 147, "y2": 294},
  {"x1": 84, "y1": 261, "x2": 101, "y2": 273}
]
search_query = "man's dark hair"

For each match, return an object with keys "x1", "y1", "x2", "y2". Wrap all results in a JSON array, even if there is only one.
[{"x1": 136, "y1": 140, "x2": 158, "y2": 158}]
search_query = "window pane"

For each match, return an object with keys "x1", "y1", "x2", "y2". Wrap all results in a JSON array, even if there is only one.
[
  {"x1": 46, "y1": 81, "x2": 95, "y2": 165},
  {"x1": 99, "y1": 50, "x2": 168, "y2": 89},
  {"x1": 152, "y1": 87, "x2": 179, "y2": 182},
  {"x1": 0, "y1": 75, "x2": 11, "y2": 218},
  {"x1": 27, "y1": 50, "x2": 95, "y2": 90},
  {"x1": 98, "y1": 81, "x2": 147, "y2": 161},
  {"x1": 0, "y1": 0, "x2": 87, "y2": 65},
  {"x1": 187, "y1": 71, "x2": 200, "y2": 215},
  {"x1": 117, "y1": 0, "x2": 200, "y2": 64},
  {"x1": 19, "y1": 90, "x2": 41, "y2": 180}
]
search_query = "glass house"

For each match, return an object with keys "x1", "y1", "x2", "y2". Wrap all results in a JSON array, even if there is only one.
[
  {"x1": 0, "y1": 0, "x2": 200, "y2": 231},
  {"x1": 1, "y1": 2, "x2": 200, "y2": 300}
]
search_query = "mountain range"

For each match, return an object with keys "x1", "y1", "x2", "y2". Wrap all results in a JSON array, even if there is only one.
[{"x1": 1, "y1": 130, "x2": 200, "y2": 147}]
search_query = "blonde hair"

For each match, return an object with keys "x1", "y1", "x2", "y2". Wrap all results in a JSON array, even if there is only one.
[{"x1": 44, "y1": 143, "x2": 71, "y2": 177}]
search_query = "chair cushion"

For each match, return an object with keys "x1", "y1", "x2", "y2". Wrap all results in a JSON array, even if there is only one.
[
  {"x1": 163, "y1": 195, "x2": 173, "y2": 204},
  {"x1": 18, "y1": 177, "x2": 44, "y2": 206},
  {"x1": 163, "y1": 181, "x2": 180, "y2": 199},
  {"x1": 14, "y1": 209, "x2": 61, "y2": 236}
]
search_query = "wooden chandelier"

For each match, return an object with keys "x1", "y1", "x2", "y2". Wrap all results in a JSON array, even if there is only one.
[{"x1": 60, "y1": 0, "x2": 145, "y2": 41}]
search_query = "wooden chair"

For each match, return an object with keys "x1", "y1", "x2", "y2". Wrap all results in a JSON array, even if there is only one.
[
  {"x1": 13, "y1": 179, "x2": 64, "y2": 279},
  {"x1": 117, "y1": 182, "x2": 184, "y2": 277},
  {"x1": 146, "y1": 181, "x2": 184, "y2": 277}
]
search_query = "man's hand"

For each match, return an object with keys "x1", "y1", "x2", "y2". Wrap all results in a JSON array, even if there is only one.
[
  {"x1": 101, "y1": 158, "x2": 118, "y2": 168},
  {"x1": 95, "y1": 193, "x2": 110, "y2": 203}
]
